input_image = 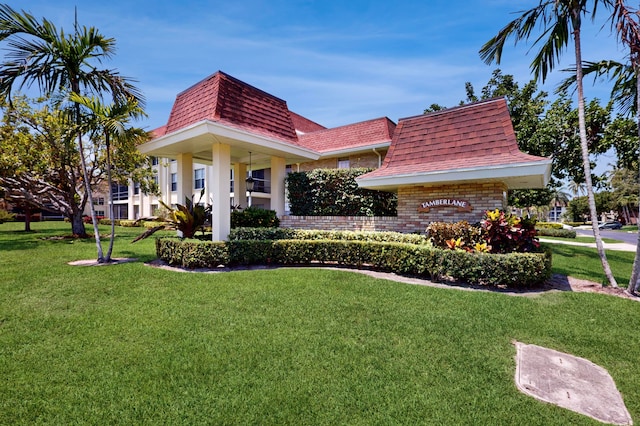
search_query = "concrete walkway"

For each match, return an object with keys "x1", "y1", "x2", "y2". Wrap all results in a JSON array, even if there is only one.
[{"x1": 539, "y1": 238, "x2": 636, "y2": 252}]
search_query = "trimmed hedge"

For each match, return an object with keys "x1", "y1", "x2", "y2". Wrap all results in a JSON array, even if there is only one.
[
  {"x1": 231, "y1": 207, "x2": 279, "y2": 228},
  {"x1": 156, "y1": 237, "x2": 552, "y2": 288},
  {"x1": 228, "y1": 227, "x2": 430, "y2": 245},
  {"x1": 536, "y1": 222, "x2": 563, "y2": 229},
  {"x1": 536, "y1": 227, "x2": 577, "y2": 238}
]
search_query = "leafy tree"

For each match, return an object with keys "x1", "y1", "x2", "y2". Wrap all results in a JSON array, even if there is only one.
[
  {"x1": 0, "y1": 96, "x2": 92, "y2": 234},
  {"x1": 0, "y1": 4, "x2": 143, "y2": 262},
  {"x1": 480, "y1": 0, "x2": 619, "y2": 287},
  {"x1": 609, "y1": 167, "x2": 639, "y2": 224}
]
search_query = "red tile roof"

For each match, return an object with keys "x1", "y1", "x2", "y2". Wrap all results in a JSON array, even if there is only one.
[
  {"x1": 163, "y1": 71, "x2": 299, "y2": 143},
  {"x1": 361, "y1": 98, "x2": 547, "y2": 179},
  {"x1": 289, "y1": 111, "x2": 326, "y2": 133},
  {"x1": 297, "y1": 117, "x2": 396, "y2": 153}
]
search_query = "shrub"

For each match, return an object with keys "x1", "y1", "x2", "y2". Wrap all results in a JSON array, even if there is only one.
[
  {"x1": 118, "y1": 220, "x2": 139, "y2": 227},
  {"x1": 144, "y1": 221, "x2": 167, "y2": 229},
  {"x1": 426, "y1": 221, "x2": 483, "y2": 249},
  {"x1": 536, "y1": 222, "x2": 563, "y2": 229},
  {"x1": 481, "y1": 209, "x2": 539, "y2": 253},
  {"x1": 536, "y1": 227, "x2": 576, "y2": 238},
  {"x1": 0, "y1": 209, "x2": 15, "y2": 223},
  {"x1": 286, "y1": 168, "x2": 397, "y2": 216},
  {"x1": 231, "y1": 207, "x2": 279, "y2": 228},
  {"x1": 155, "y1": 236, "x2": 552, "y2": 288},
  {"x1": 83, "y1": 215, "x2": 104, "y2": 223},
  {"x1": 229, "y1": 227, "x2": 296, "y2": 241},
  {"x1": 228, "y1": 227, "x2": 430, "y2": 245}
]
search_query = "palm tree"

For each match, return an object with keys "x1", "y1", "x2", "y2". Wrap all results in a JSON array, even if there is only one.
[
  {"x1": 71, "y1": 93, "x2": 146, "y2": 261},
  {"x1": 607, "y1": 0, "x2": 640, "y2": 293},
  {"x1": 480, "y1": 0, "x2": 619, "y2": 287},
  {"x1": 0, "y1": 5, "x2": 143, "y2": 262}
]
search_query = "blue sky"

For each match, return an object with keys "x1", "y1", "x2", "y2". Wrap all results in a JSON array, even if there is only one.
[{"x1": 10, "y1": 0, "x2": 627, "y2": 135}]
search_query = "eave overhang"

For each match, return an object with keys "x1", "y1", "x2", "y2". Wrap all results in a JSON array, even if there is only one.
[
  {"x1": 356, "y1": 160, "x2": 553, "y2": 192},
  {"x1": 139, "y1": 120, "x2": 320, "y2": 166}
]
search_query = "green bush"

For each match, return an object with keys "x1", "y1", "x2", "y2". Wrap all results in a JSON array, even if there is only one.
[
  {"x1": 565, "y1": 222, "x2": 587, "y2": 227},
  {"x1": 119, "y1": 220, "x2": 139, "y2": 227},
  {"x1": 229, "y1": 227, "x2": 429, "y2": 245},
  {"x1": 425, "y1": 221, "x2": 483, "y2": 248},
  {"x1": 155, "y1": 237, "x2": 552, "y2": 288},
  {"x1": 536, "y1": 222, "x2": 563, "y2": 229},
  {"x1": 536, "y1": 227, "x2": 576, "y2": 238},
  {"x1": 0, "y1": 209, "x2": 16, "y2": 223},
  {"x1": 286, "y1": 168, "x2": 397, "y2": 216},
  {"x1": 231, "y1": 207, "x2": 279, "y2": 228},
  {"x1": 144, "y1": 221, "x2": 167, "y2": 229},
  {"x1": 229, "y1": 227, "x2": 296, "y2": 241},
  {"x1": 156, "y1": 238, "x2": 228, "y2": 268}
]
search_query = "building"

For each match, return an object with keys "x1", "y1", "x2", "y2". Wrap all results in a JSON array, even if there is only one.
[{"x1": 131, "y1": 71, "x2": 550, "y2": 240}]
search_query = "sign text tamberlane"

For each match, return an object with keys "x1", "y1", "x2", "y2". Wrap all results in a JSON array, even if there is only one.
[{"x1": 417, "y1": 198, "x2": 473, "y2": 213}]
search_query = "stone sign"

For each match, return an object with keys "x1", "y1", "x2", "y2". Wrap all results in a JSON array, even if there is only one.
[{"x1": 418, "y1": 198, "x2": 472, "y2": 213}]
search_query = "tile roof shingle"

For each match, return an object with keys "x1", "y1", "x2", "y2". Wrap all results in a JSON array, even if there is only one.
[
  {"x1": 163, "y1": 71, "x2": 300, "y2": 143},
  {"x1": 297, "y1": 117, "x2": 395, "y2": 153},
  {"x1": 362, "y1": 98, "x2": 547, "y2": 179}
]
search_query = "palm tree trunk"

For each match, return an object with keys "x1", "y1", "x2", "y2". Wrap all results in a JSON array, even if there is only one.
[
  {"x1": 574, "y1": 22, "x2": 618, "y2": 287},
  {"x1": 105, "y1": 135, "x2": 116, "y2": 262},
  {"x1": 627, "y1": 69, "x2": 640, "y2": 295},
  {"x1": 74, "y1": 97, "x2": 104, "y2": 262}
]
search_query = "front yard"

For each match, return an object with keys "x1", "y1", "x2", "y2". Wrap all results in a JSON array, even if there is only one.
[{"x1": 0, "y1": 221, "x2": 638, "y2": 424}]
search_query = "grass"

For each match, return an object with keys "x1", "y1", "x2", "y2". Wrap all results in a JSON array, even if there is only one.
[{"x1": 1, "y1": 221, "x2": 639, "y2": 424}]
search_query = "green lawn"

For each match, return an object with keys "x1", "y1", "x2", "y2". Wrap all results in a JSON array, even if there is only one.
[{"x1": 1, "y1": 221, "x2": 639, "y2": 425}]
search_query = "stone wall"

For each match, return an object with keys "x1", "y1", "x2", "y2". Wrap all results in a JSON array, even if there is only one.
[{"x1": 281, "y1": 181, "x2": 507, "y2": 233}]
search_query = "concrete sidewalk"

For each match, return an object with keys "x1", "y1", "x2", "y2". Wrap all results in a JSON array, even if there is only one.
[{"x1": 539, "y1": 238, "x2": 636, "y2": 252}]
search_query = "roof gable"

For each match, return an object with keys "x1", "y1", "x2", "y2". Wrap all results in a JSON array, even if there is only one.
[
  {"x1": 164, "y1": 71, "x2": 299, "y2": 143},
  {"x1": 358, "y1": 98, "x2": 551, "y2": 188},
  {"x1": 298, "y1": 117, "x2": 396, "y2": 153}
]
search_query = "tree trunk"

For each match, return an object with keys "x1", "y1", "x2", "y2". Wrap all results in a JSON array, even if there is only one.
[
  {"x1": 70, "y1": 210, "x2": 87, "y2": 237},
  {"x1": 105, "y1": 135, "x2": 115, "y2": 262},
  {"x1": 574, "y1": 24, "x2": 618, "y2": 287},
  {"x1": 23, "y1": 206, "x2": 32, "y2": 232},
  {"x1": 627, "y1": 68, "x2": 640, "y2": 295},
  {"x1": 73, "y1": 97, "x2": 104, "y2": 262}
]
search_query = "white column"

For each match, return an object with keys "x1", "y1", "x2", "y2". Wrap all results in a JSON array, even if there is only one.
[
  {"x1": 270, "y1": 155, "x2": 286, "y2": 216},
  {"x1": 176, "y1": 153, "x2": 193, "y2": 204},
  {"x1": 127, "y1": 181, "x2": 135, "y2": 219},
  {"x1": 234, "y1": 162, "x2": 247, "y2": 208},
  {"x1": 212, "y1": 142, "x2": 231, "y2": 241}
]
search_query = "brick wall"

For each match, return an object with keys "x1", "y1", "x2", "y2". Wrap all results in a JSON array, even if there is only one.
[
  {"x1": 296, "y1": 151, "x2": 386, "y2": 172},
  {"x1": 279, "y1": 215, "x2": 400, "y2": 232},
  {"x1": 281, "y1": 181, "x2": 507, "y2": 233}
]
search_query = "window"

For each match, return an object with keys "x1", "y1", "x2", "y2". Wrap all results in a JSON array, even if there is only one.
[
  {"x1": 93, "y1": 197, "x2": 105, "y2": 205},
  {"x1": 171, "y1": 173, "x2": 177, "y2": 192},
  {"x1": 133, "y1": 181, "x2": 140, "y2": 195},
  {"x1": 151, "y1": 156, "x2": 159, "y2": 166},
  {"x1": 95, "y1": 210, "x2": 105, "y2": 217},
  {"x1": 111, "y1": 183, "x2": 129, "y2": 201},
  {"x1": 153, "y1": 174, "x2": 158, "y2": 186},
  {"x1": 337, "y1": 158, "x2": 350, "y2": 169},
  {"x1": 194, "y1": 168, "x2": 205, "y2": 189}
]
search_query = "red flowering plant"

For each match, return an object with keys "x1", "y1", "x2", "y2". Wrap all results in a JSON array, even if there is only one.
[{"x1": 481, "y1": 209, "x2": 540, "y2": 254}]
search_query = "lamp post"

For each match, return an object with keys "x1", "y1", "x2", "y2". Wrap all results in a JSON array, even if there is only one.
[{"x1": 245, "y1": 151, "x2": 254, "y2": 207}]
